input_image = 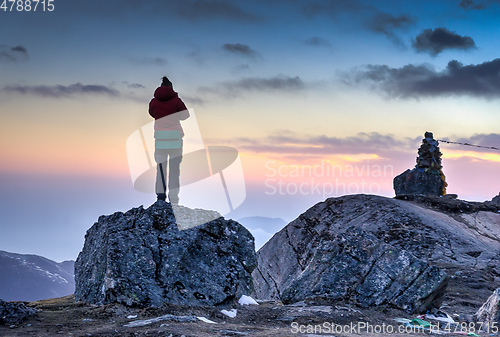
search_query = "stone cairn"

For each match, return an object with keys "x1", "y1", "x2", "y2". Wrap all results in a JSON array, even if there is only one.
[
  {"x1": 416, "y1": 132, "x2": 443, "y2": 175},
  {"x1": 394, "y1": 132, "x2": 447, "y2": 197}
]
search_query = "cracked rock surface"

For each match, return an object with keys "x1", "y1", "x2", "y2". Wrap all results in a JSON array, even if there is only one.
[
  {"x1": 75, "y1": 201, "x2": 257, "y2": 307},
  {"x1": 253, "y1": 194, "x2": 500, "y2": 314}
]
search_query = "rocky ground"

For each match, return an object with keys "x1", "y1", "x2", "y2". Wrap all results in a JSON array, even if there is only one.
[{"x1": 1, "y1": 293, "x2": 495, "y2": 337}]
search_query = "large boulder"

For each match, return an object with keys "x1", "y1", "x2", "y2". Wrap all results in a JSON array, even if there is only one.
[
  {"x1": 253, "y1": 194, "x2": 500, "y2": 313},
  {"x1": 394, "y1": 168, "x2": 444, "y2": 197},
  {"x1": 254, "y1": 226, "x2": 448, "y2": 314},
  {"x1": 75, "y1": 201, "x2": 257, "y2": 307},
  {"x1": 492, "y1": 193, "x2": 500, "y2": 206},
  {"x1": 0, "y1": 299, "x2": 37, "y2": 325},
  {"x1": 285, "y1": 228, "x2": 448, "y2": 313}
]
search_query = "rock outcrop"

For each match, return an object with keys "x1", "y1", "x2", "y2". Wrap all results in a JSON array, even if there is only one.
[
  {"x1": 253, "y1": 218, "x2": 448, "y2": 314},
  {"x1": 0, "y1": 299, "x2": 37, "y2": 325},
  {"x1": 475, "y1": 288, "x2": 500, "y2": 328},
  {"x1": 75, "y1": 201, "x2": 257, "y2": 307},
  {"x1": 492, "y1": 193, "x2": 500, "y2": 206},
  {"x1": 253, "y1": 194, "x2": 500, "y2": 313},
  {"x1": 266, "y1": 226, "x2": 447, "y2": 313},
  {"x1": 394, "y1": 169, "x2": 444, "y2": 197}
]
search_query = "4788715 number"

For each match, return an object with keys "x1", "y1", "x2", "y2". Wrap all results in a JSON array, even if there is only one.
[{"x1": 1, "y1": 0, "x2": 54, "y2": 11}]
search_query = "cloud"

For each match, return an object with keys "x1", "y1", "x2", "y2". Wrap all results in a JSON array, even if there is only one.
[
  {"x1": 230, "y1": 76, "x2": 305, "y2": 91},
  {"x1": 345, "y1": 58, "x2": 500, "y2": 98},
  {"x1": 302, "y1": 37, "x2": 331, "y2": 48},
  {"x1": 10, "y1": 45, "x2": 28, "y2": 55},
  {"x1": 59, "y1": 0, "x2": 261, "y2": 23},
  {"x1": 232, "y1": 131, "x2": 417, "y2": 158},
  {"x1": 366, "y1": 12, "x2": 415, "y2": 45},
  {"x1": 0, "y1": 45, "x2": 29, "y2": 62},
  {"x1": 231, "y1": 64, "x2": 251, "y2": 74},
  {"x1": 301, "y1": 0, "x2": 363, "y2": 18},
  {"x1": 129, "y1": 57, "x2": 167, "y2": 66},
  {"x1": 222, "y1": 43, "x2": 258, "y2": 58},
  {"x1": 459, "y1": 0, "x2": 486, "y2": 10},
  {"x1": 225, "y1": 132, "x2": 500, "y2": 175},
  {"x1": 182, "y1": 95, "x2": 207, "y2": 106},
  {"x1": 413, "y1": 27, "x2": 476, "y2": 55},
  {"x1": 188, "y1": 49, "x2": 207, "y2": 66},
  {"x1": 2, "y1": 83, "x2": 120, "y2": 98},
  {"x1": 203, "y1": 75, "x2": 307, "y2": 97},
  {"x1": 301, "y1": 1, "x2": 414, "y2": 45},
  {"x1": 123, "y1": 81, "x2": 146, "y2": 89},
  {"x1": 176, "y1": 0, "x2": 259, "y2": 22}
]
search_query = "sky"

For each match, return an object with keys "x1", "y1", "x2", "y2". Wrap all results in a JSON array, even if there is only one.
[{"x1": 1, "y1": 0, "x2": 499, "y2": 262}]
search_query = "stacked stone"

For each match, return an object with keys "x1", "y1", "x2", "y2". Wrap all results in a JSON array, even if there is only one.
[
  {"x1": 393, "y1": 131, "x2": 447, "y2": 197},
  {"x1": 416, "y1": 132, "x2": 442, "y2": 175}
]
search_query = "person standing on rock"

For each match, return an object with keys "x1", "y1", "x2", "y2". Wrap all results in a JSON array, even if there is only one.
[{"x1": 149, "y1": 76, "x2": 190, "y2": 204}]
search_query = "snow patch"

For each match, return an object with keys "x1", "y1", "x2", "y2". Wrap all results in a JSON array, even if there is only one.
[
  {"x1": 197, "y1": 316, "x2": 218, "y2": 324},
  {"x1": 221, "y1": 309, "x2": 237, "y2": 318},
  {"x1": 239, "y1": 295, "x2": 258, "y2": 305}
]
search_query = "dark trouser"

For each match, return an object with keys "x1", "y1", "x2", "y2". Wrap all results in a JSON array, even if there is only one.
[{"x1": 155, "y1": 144, "x2": 182, "y2": 203}]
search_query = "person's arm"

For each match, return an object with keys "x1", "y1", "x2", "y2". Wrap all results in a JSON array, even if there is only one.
[
  {"x1": 148, "y1": 100, "x2": 156, "y2": 118},
  {"x1": 177, "y1": 99, "x2": 189, "y2": 120}
]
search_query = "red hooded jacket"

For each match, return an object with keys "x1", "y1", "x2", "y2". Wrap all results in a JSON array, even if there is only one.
[{"x1": 149, "y1": 86, "x2": 189, "y2": 136}]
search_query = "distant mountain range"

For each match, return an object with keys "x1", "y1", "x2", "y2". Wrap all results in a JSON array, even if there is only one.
[
  {"x1": 0, "y1": 250, "x2": 74, "y2": 302},
  {"x1": 237, "y1": 216, "x2": 287, "y2": 251}
]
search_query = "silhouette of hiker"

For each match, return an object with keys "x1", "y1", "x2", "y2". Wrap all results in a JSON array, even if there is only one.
[{"x1": 149, "y1": 76, "x2": 190, "y2": 204}]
